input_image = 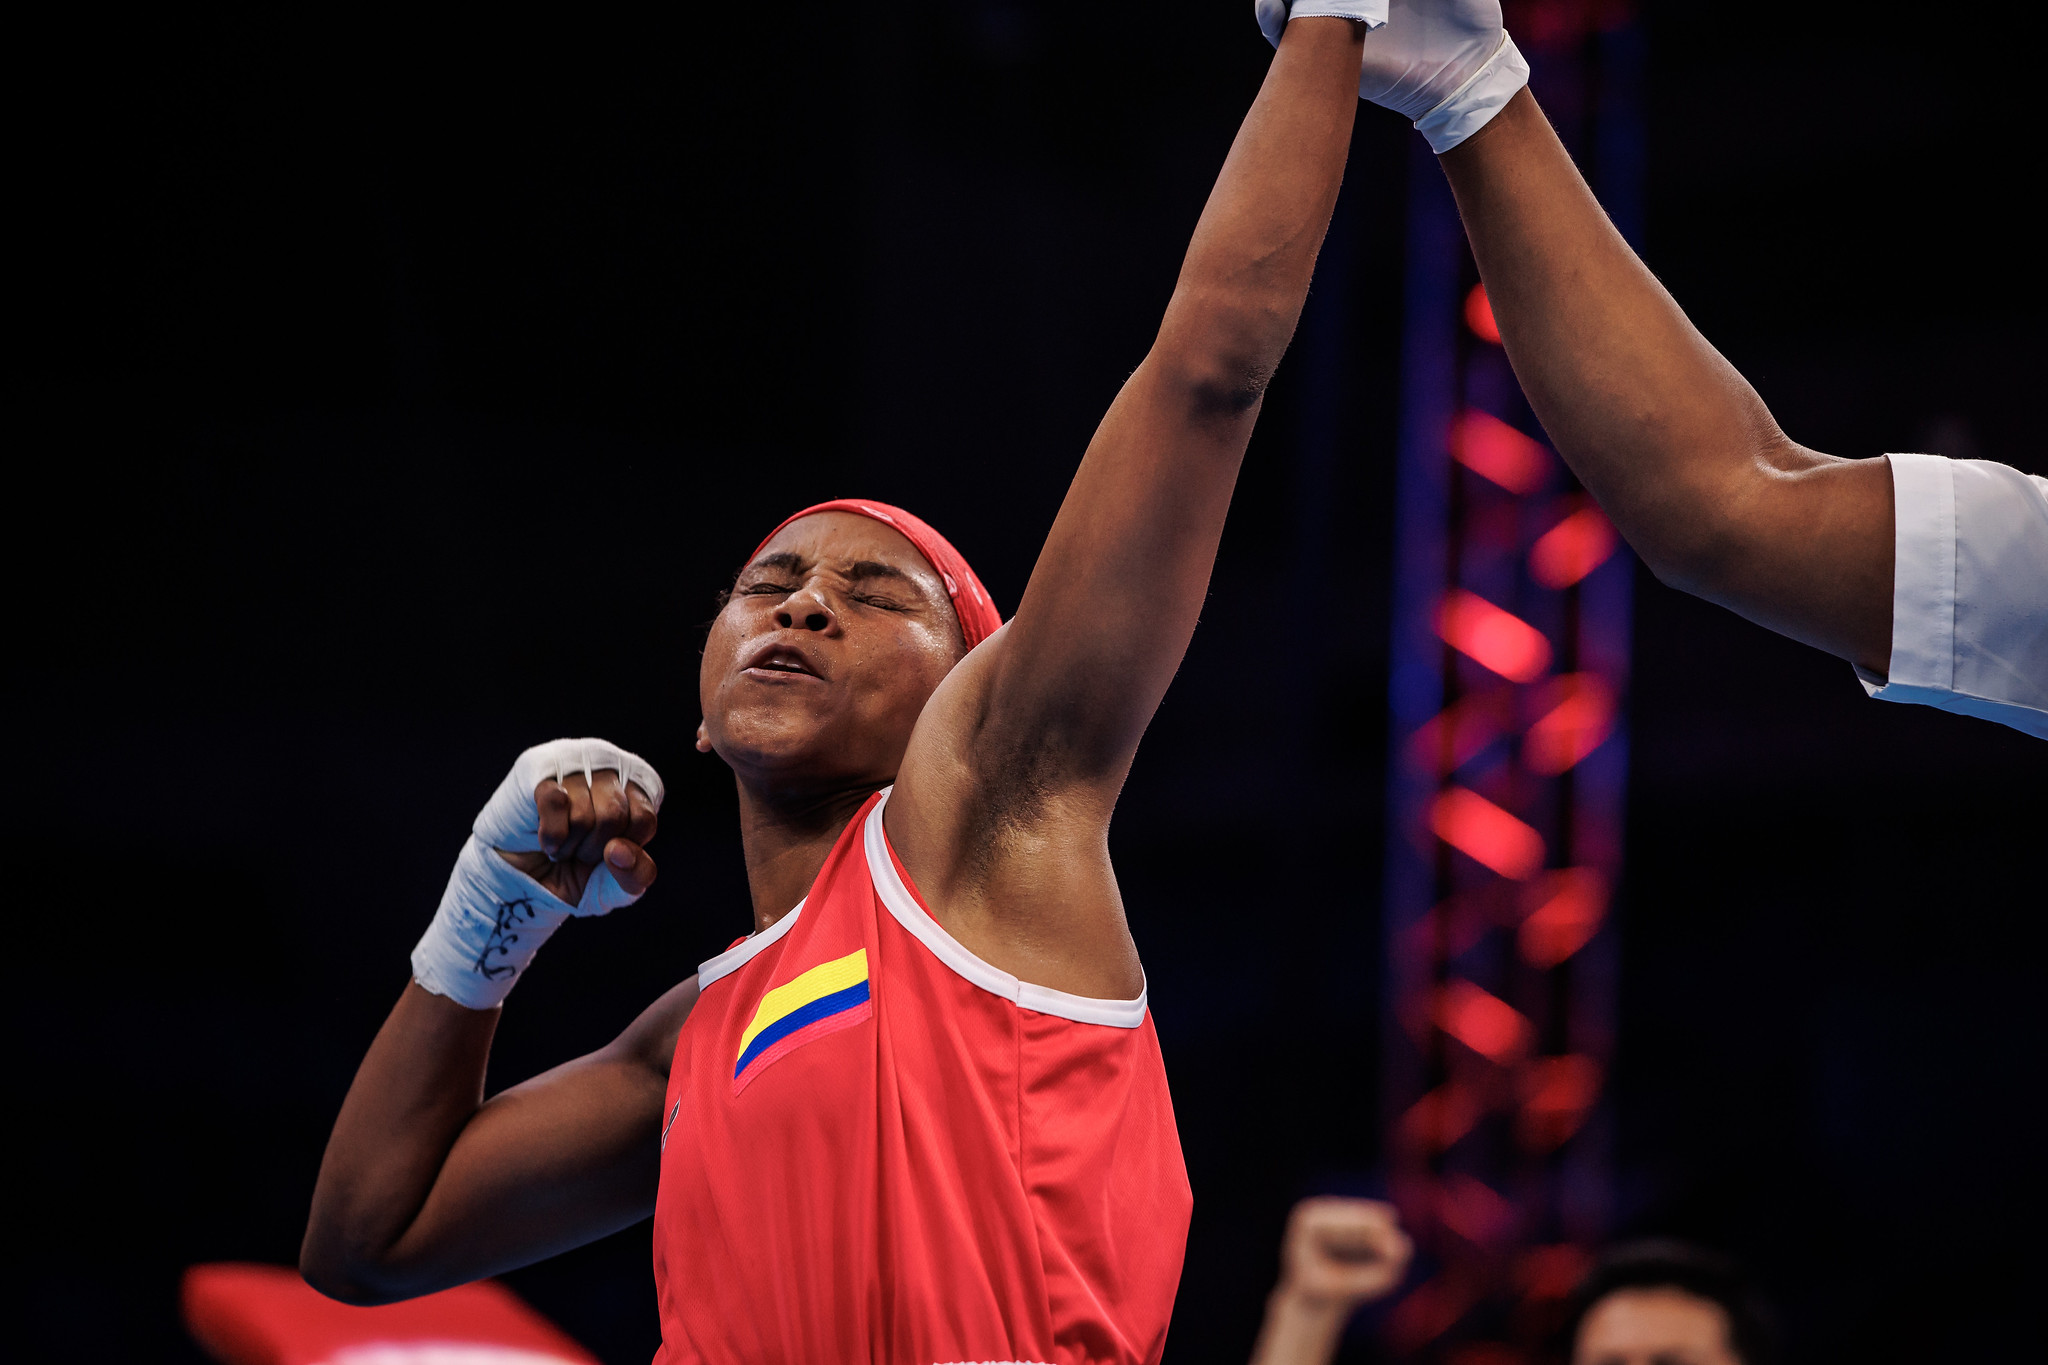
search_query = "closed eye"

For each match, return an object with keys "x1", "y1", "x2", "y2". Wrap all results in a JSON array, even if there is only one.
[{"x1": 740, "y1": 581, "x2": 798, "y2": 596}]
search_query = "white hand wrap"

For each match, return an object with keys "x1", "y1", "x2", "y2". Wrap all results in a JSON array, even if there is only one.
[
  {"x1": 1256, "y1": 0, "x2": 1390, "y2": 41},
  {"x1": 410, "y1": 738, "x2": 665, "y2": 1010},
  {"x1": 1258, "y1": 0, "x2": 1529, "y2": 154}
]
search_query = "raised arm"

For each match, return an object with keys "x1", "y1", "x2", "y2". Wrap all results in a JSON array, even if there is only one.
[
  {"x1": 1439, "y1": 88, "x2": 1894, "y2": 672},
  {"x1": 986, "y1": 14, "x2": 1369, "y2": 774},
  {"x1": 301, "y1": 745, "x2": 682, "y2": 1302},
  {"x1": 888, "y1": 13, "x2": 1371, "y2": 995}
]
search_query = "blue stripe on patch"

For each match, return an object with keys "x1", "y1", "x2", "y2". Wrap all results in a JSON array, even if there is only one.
[{"x1": 733, "y1": 979, "x2": 872, "y2": 1078}]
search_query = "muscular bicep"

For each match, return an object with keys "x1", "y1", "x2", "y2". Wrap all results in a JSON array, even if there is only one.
[{"x1": 380, "y1": 976, "x2": 698, "y2": 1293}]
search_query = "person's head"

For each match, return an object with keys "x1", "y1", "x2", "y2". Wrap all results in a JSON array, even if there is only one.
[
  {"x1": 697, "y1": 502, "x2": 998, "y2": 797},
  {"x1": 1564, "y1": 1241, "x2": 1777, "y2": 1365}
]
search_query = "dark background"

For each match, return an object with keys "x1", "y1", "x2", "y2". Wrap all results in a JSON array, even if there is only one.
[{"x1": 13, "y1": 4, "x2": 2041, "y2": 1362}]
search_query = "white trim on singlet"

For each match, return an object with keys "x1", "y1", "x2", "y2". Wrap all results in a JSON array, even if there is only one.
[
  {"x1": 696, "y1": 896, "x2": 807, "y2": 990},
  {"x1": 865, "y1": 789, "x2": 1148, "y2": 1029}
]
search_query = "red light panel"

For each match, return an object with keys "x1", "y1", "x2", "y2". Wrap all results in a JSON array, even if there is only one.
[
  {"x1": 1435, "y1": 978, "x2": 1535, "y2": 1062},
  {"x1": 1431, "y1": 786, "x2": 1546, "y2": 879},
  {"x1": 1523, "y1": 673, "x2": 1616, "y2": 774},
  {"x1": 1436, "y1": 589, "x2": 1553, "y2": 683},
  {"x1": 1440, "y1": 1172, "x2": 1519, "y2": 1247},
  {"x1": 1517, "y1": 1054, "x2": 1603, "y2": 1150},
  {"x1": 1401, "y1": 1081, "x2": 1484, "y2": 1152},
  {"x1": 1529, "y1": 503, "x2": 1619, "y2": 588},
  {"x1": 1450, "y1": 410, "x2": 1553, "y2": 494},
  {"x1": 1517, "y1": 867, "x2": 1608, "y2": 968}
]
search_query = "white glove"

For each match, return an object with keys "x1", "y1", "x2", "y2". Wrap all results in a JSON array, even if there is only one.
[
  {"x1": 410, "y1": 738, "x2": 665, "y2": 1009},
  {"x1": 1255, "y1": 0, "x2": 1389, "y2": 42},
  {"x1": 1258, "y1": 0, "x2": 1528, "y2": 154}
]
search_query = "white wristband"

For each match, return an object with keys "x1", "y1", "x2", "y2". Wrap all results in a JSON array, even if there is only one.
[
  {"x1": 410, "y1": 738, "x2": 665, "y2": 1010},
  {"x1": 411, "y1": 835, "x2": 575, "y2": 1009},
  {"x1": 1414, "y1": 30, "x2": 1529, "y2": 154}
]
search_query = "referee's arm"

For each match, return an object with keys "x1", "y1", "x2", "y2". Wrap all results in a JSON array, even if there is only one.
[{"x1": 1436, "y1": 89, "x2": 2047, "y2": 736}]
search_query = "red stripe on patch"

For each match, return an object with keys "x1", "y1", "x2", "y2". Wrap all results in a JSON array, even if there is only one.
[{"x1": 731, "y1": 999, "x2": 873, "y2": 1097}]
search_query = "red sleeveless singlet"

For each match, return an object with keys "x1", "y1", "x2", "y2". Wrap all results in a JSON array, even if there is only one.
[{"x1": 650, "y1": 789, "x2": 1191, "y2": 1365}]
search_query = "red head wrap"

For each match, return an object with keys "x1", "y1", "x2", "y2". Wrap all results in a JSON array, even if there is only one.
[{"x1": 746, "y1": 499, "x2": 1003, "y2": 650}]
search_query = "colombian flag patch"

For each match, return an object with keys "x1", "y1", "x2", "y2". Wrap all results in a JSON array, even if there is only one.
[{"x1": 733, "y1": 948, "x2": 872, "y2": 1094}]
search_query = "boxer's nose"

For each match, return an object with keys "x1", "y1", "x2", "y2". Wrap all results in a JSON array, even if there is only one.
[{"x1": 775, "y1": 585, "x2": 837, "y2": 633}]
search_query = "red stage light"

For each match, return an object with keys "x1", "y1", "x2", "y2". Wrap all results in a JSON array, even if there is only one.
[
  {"x1": 1517, "y1": 868, "x2": 1608, "y2": 968},
  {"x1": 1449, "y1": 410, "x2": 1552, "y2": 494},
  {"x1": 1530, "y1": 502, "x2": 1619, "y2": 587},
  {"x1": 1401, "y1": 1081, "x2": 1484, "y2": 1152},
  {"x1": 1435, "y1": 978, "x2": 1534, "y2": 1062},
  {"x1": 1436, "y1": 589, "x2": 1553, "y2": 683},
  {"x1": 1523, "y1": 673, "x2": 1616, "y2": 774},
  {"x1": 1464, "y1": 283, "x2": 1502, "y2": 344},
  {"x1": 1431, "y1": 786, "x2": 1546, "y2": 880},
  {"x1": 1517, "y1": 1054, "x2": 1603, "y2": 1151},
  {"x1": 1440, "y1": 1172, "x2": 1518, "y2": 1247}
]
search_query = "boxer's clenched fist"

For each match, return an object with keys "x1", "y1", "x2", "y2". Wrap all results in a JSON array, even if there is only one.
[
  {"x1": 412, "y1": 738, "x2": 666, "y2": 1009},
  {"x1": 497, "y1": 768, "x2": 660, "y2": 909},
  {"x1": 469, "y1": 737, "x2": 666, "y2": 917}
]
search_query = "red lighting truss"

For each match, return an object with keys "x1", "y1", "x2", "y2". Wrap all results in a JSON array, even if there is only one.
[{"x1": 1377, "y1": 3, "x2": 1643, "y2": 1358}]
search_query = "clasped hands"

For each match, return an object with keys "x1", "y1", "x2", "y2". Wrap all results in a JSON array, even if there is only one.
[{"x1": 1259, "y1": 0, "x2": 1526, "y2": 153}]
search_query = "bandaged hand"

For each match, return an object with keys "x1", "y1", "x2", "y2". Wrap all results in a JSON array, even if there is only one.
[
  {"x1": 411, "y1": 739, "x2": 664, "y2": 1010},
  {"x1": 1257, "y1": 0, "x2": 1528, "y2": 154}
]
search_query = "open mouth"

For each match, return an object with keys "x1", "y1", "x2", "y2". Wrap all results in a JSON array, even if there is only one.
[{"x1": 742, "y1": 643, "x2": 823, "y2": 679}]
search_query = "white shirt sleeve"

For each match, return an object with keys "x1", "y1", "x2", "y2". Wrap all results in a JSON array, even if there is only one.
[{"x1": 1853, "y1": 452, "x2": 2048, "y2": 739}]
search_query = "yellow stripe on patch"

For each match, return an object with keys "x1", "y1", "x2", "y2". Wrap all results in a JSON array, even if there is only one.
[{"x1": 737, "y1": 948, "x2": 869, "y2": 1058}]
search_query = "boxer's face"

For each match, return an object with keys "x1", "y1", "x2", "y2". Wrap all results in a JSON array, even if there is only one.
[{"x1": 698, "y1": 512, "x2": 964, "y2": 794}]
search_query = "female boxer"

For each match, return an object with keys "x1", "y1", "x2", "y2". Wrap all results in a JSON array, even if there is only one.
[{"x1": 301, "y1": 8, "x2": 1484, "y2": 1361}]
